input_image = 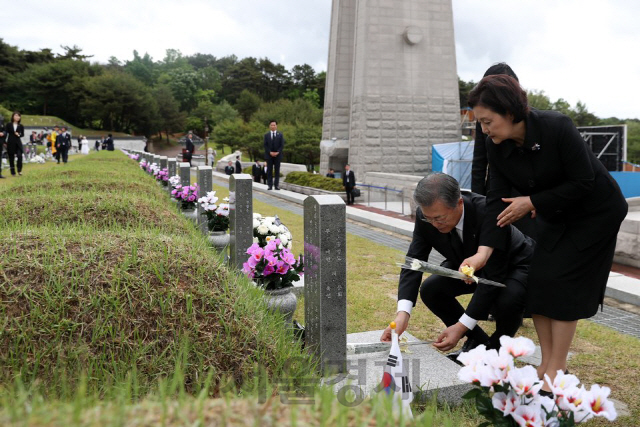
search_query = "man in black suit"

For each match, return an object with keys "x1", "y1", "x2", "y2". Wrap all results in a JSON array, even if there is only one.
[
  {"x1": 263, "y1": 120, "x2": 284, "y2": 190},
  {"x1": 235, "y1": 155, "x2": 242, "y2": 174},
  {"x1": 342, "y1": 164, "x2": 356, "y2": 205},
  {"x1": 56, "y1": 126, "x2": 71, "y2": 164},
  {"x1": 184, "y1": 132, "x2": 194, "y2": 165},
  {"x1": 105, "y1": 134, "x2": 115, "y2": 151},
  {"x1": 326, "y1": 168, "x2": 335, "y2": 178},
  {"x1": 224, "y1": 161, "x2": 234, "y2": 176},
  {"x1": 380, "y1": 173, "x2": 534, "y2": 357},
  {"x1": 252, "y1": 160, "x2": 262, "y2": 182}
]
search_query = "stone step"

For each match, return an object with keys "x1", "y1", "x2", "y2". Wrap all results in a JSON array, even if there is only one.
[{"x1": 326, "y1": 330, "x2": 471, "y2": 406}]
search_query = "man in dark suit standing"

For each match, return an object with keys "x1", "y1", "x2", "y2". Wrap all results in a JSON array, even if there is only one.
[
  {"x1": 235, "y1": 155, "x2": 242, "y2": 174},
  {"x1": 224, "y1": 161, "x2": 235, "y2": 176},
  {"x1": 105, "y1": 134, "x2": 115, "y2": 151},
  {"x1": 263, "y1": 120, "x2": 284, "y2": 190},
  {"x1": 342, "y1": 164, "x2": 356, "y2": 205},
  {"x1": 326, "y1": 169, "x2": 335, "y2": 178},
  {"x1": 380, "y1": 173, "x2": 534, "y2": 358},
  {"x1": 56, "y1": 126, "x2": 71, "y2": 164},
  {"x1": 184, "y1": 132, "x2": 194, "y2": 165},
  {"x1": 252, "y1": 160, "x2": 262, "y2": 182}
]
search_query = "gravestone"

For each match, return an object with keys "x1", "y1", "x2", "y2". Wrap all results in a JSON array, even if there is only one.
[
  {"x1": 159, "y1": 156, "x2": 168, "y2": 170},
  {"x1": 168, "y1": 158, "x2": 177, "y2": 177},
  {"x1": 303, "y1": 195, "x2": 347, "y2": 374},
  {"x1": 229, "y1": 174, "x2": 254, "y2": 270},
  {"x1": 197, "y1": 166, "x2": 213, "y2": 233},
  {"x1": 179, "y1": 162, "x2": 191, "y2": 187}
]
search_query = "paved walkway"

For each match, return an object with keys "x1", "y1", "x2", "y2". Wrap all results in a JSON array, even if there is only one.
[{"x1": 213, "y1": 175, "x2": 640, "y2": 340}]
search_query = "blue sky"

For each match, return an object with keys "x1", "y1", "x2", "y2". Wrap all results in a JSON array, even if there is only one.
[{"x1": 5, "y1": 0, "x2": 639, "y2": 119}]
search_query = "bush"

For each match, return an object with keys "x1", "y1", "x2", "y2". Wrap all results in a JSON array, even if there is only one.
[{"x1": 284, "y1": 171, "x2": 344, "y2": 192}]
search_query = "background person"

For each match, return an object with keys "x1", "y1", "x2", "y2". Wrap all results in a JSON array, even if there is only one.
[
  {"x1": 466, "y1": 74, "x2": 628, "y2": 393},
  {"x1": 326, "y1": 168, "x2": 335, "y2": 178},
  {"x1": 184, "y1": 132, "x2": 194, "y2": 164},
  {"x1": 56, "y1": 126, "x2": 71, "y2": 164},
  {"x1": 342, "y1": 164, "x2": 356, "y2": 205},
  {"x1": 0, "y1": 116, "x2": 5, "y2": 178},
  {"x1": 224, "y1": 161, "x2": 234, "y2": 176},
  {"x1": 5, "y1": 111, "x2": 25, "y2": 176},
  {"x1": 252, "y1": 160, "x2": 262, "y2": 182},
  {"x1": 263, "y1": 120, "x2": 284, "y2": 190},
  {"x1": 235, "y1": 155, "x2": 242, "y2": 174}
]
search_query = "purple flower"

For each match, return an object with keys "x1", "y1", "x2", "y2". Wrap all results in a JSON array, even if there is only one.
[
  {"x1": 263, "y1": 264, "x2": 275, "y2": 276},
  {"x1": 188, "y1": 195, "x2": 196, "y2": 202},
  {"x1": 265, "y1": 255, "x2": 278, "y2": 267},
  {"x1": 282, "y1": 251, "x2": 296, "y2": 266},
  {"x1": 246, "y1": 243, "x2": 261, "y2": 254},
  {"x1": 275, "y1": 261, "x2": 289, "y2": 275}
]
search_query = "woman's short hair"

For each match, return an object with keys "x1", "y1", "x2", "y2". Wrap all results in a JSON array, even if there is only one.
[
  {"x1": 468, "y1": 75, "x2": 529, "y2": 123},
  {"x1": 483, "y1": 62, "x2": 518, "y2": 81}
]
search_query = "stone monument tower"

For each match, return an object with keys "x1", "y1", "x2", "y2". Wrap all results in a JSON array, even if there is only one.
[{"x1": 320, "y1": 0, "x2": 461, "y2": 178}]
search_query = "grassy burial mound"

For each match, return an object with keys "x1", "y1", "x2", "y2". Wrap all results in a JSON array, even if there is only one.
[{"x1": 0, "y1": 151, "x2": 313, "y2": 398}]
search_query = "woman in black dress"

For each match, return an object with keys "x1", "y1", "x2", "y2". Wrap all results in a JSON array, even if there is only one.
[
  {"x1": 464, "y1": 75, "x2": 627, "y2": 392},
  {"x1": 5, "y1": 111, "x2": 25, "y2": 176}
]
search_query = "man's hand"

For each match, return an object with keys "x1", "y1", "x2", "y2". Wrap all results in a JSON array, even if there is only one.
[
  {"x1": 497, "y1": 196, "x2": 534, "y2": 227},
  {"x1": 380, "y1": 311, "x2": 410, "y2": 342},
  {"x1": 270, "y1": 151, "x2": 279, "y2": 157},
  {"x1": 433, "y1": 322, "x2": 468, "y2": 352},
  {"x1": 459, "y1": 246, "x2": 493, "y2": 282}
]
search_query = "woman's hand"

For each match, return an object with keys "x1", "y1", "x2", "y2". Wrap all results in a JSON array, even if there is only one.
[{"x1": 497, "y1": 196, "x2": 535, "y2": 227}]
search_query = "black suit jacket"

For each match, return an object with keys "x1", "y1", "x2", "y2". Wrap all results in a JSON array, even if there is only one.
[
  {"x1": 342, "y1": 170, "x2": 356, "y2": 188},
  {"x1": 471, "y1": 122, "x2": 489, "y2": 195},
  {"x1": 4, "y1": 123, "x2": 24, "y2": 147},
  {"x1": 264, "y1": 131, "x2": 284, "y2": 159},
  {"x1": 483, "y1": 109, "x2": 628, "y2": 253},
  {"x1": 252, "y1": 164, "x2": 262, "y2": 178},
  {"x1": 398, "y1": 192, "x2": 534, "y2": 321},
  {"x1": 106, "y1": 136, "x2": 114, "y2": 151},
  {"x1": 225, "y1": 165, "x2": 234, "y2": 175},
  {"x1": 235, "y1": 160, "x2": 242, "y2": 173},
  {"x1": 56, "y1": 132, "x2": 71, "y2": 150},
  {"x1": 185, "y1": 138, "x2": 194, "y2": 155}
]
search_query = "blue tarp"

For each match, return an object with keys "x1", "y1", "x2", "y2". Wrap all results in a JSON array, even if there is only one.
[
  {"x1": 431, "y1": 141, "x2": 474, "y2": 189},
  {"x1": 611, "y1": 172, "x2": 640, "y2": 198}
]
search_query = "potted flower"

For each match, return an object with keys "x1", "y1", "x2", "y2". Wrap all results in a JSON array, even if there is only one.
[
  {"x1": 139, "y1": 159, "x2": 148, "y2": 170},
  {"x1": 242, "y1": 220, "x2": 303, "y2": 324},
  {"x1": 147, "y1": 162, "x2": 158, "y2": 175},
  {"x1": 154, "y1": 167, "x2": 169, "y2": 186},
  {"x1": 198, "y1": 191, "x2": 230, "y2": 251},
  {"x1": 252, "y1": 213, "x2": 294, "y2": 250},
  {"x1": 171, "y1": 183, "x2": 199, "y2": 220},
  {"x1": 459, "y1": 336, "x2": 617, "y2": 426},
  {"x1": 168, "y1": 174, "x2": 181, "y2": 199}
]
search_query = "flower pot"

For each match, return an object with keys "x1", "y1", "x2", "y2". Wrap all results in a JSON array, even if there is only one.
[
  {"x1": 207, "y1": 230, "x2": 230, "y2": 252},
  {"x1": 264, "y1": 287, "x2": 297, "y2": 325},
  {"x1": 182, "y1": 208, "x2": 198, "y2": 222}
]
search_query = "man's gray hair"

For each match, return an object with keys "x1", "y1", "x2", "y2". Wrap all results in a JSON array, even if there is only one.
[{"x1": 413, "y1": 173, "x2": 461, "y2": 209}]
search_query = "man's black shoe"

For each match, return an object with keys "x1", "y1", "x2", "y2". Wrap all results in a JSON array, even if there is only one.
[
  {"x1": 267, "y1": 187, "x2": 272, "y2": 190},
  {"x1": 274, "y1": 187, "x2": 280, "y2": 190},
  {"x1": 445, "y1": 337, "x2": 484, "y2": 366}
]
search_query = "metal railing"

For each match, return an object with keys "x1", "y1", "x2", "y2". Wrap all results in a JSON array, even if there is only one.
[{"x1": 356, "y1": 183, "x2": 408, "y2": 215}]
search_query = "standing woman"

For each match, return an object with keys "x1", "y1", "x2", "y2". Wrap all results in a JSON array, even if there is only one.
[
  {"x1": 464, "y1": 75, "x2": 627, "y2": 392},
  {"x1": 5, "y1": 111, "x2": 25, "y2": 176}
]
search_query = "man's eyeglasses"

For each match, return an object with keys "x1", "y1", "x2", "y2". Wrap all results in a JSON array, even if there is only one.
[{"x1": 420, "y1": 212, "x2": 450, "y2": 224}]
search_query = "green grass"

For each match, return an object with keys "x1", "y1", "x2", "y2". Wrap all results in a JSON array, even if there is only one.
[{"x1": 20, "y1": 115, "x2": 130, "y2": 137}]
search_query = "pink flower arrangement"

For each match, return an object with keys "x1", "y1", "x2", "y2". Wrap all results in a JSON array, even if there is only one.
[
  {"x1": 242, "y1": 238, "x2": 303, "y2": 291},
  {"x1": 171, "y1": 183, "x2": 200, "y2": 210},
  {"x1": 154, "y1": 167, "x2": 169, "y2": 186},
  {"x1": 139, "y1": 159, "x2": 148, "y2": 170},
  {"x1": 459, "y1": 336, "x2": 617, "y2": 426},
  {"x1": 128, "y1": 153, "x2": 140, "y2": 161}
]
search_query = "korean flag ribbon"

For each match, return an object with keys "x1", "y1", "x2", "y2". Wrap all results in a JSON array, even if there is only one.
[{"x1": 379, "y1": 328, "x2": 413, "y2": 419}]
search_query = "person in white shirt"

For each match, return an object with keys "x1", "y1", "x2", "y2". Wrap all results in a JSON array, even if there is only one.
[{"x1": 380, "y1": 173, "x2": 534, "y2": 361}]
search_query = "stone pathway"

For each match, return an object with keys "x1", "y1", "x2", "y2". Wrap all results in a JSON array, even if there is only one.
[{"x1": 225, "y1": 179, "x2": 640, "y2": 341}]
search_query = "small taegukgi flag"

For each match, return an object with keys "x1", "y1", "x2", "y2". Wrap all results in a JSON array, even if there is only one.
[{"x1": 379, "y1": 323, "x2": 413, "y2": 419}]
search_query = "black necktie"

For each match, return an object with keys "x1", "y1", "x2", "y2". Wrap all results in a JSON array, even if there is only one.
[
  {"x1": 450, "y1": 230, "x2": 464, "y2": 259},
  {"x1": 272, "y1": 132, "x2": 275, "y2": 139}
]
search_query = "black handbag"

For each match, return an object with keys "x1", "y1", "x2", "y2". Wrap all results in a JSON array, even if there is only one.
[{"x1": 352, "y1": 188, "x2": 361, "y2": 197}]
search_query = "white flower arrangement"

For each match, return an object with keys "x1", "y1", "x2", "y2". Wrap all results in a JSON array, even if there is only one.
[
  {"x1": 252, "y1": 212, "x2": 293, "y2": 249},
  {"x1": 30, "y1": 154, "x2": 45, "y2": 164},
  {"x1": 168, "y1": 175, "x2": 181, "y2": 188},
  {"x1": 460, "y1": 336, "x2": 617, "y2": 426}
]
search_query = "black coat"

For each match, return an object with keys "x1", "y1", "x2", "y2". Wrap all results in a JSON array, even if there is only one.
[
  {"x1": 56, "y1": 132, "x2": 71, "y2": 150},
  {"x1": 398, "y1": 192, "x2": 534, "y2": 320},
  {"x1": 263, "y1": 131, "x2": 284, "y2": 159},
  {"x1": 224, "y1": 165, "x2": 234, "y2": 176},
  {"x1": 105, "y1": 136, "x2": 114, "y2": 151},
  {"x1": 235, "y1": 160, "x2": 242, "y2": 174},
  {"x1": 184, "y1": 138, "x2": 194, "y2": 158},
  {"x1": 482, "y1": 109, "x2": 628, "y2": 253},
  {"x1": 252, "y1": 163, "x2": 262, "y2": 179},
  {"x1": 4, "y1": 123, "x2": 24, "y2": 148},
  {"x1": 471, "y1": 122, "x2": 489, "y2": 195},
  {"x1": 342, "y1": 170, "x2": 356, "y2": 188}
]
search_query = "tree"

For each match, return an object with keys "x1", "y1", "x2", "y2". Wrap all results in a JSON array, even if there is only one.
[
  {"x1": 458, "y1": 77, "x2": 476, "y2": 108},
  {"x1": 58, "y1": 45, "x2": 93, "y2": 60},
  {"x1": 527, "y1": 90, "x2": 552, "y2": 110},
  {"x1": 291, "y1": 123, "x2": 322, "y2": 169},
  {"x1": 125, "y1": 50, "x2": 156, "y2": 86},
  {"x1": 153, "y1": 84, "x2": 185, "y2": 142},
  {"x1": 212, "y1": 118, "x2": 246, "y2": 153},
  {"x1": 221, "y1": 57, "x2": 262, "y2": 103},
  {"x1": 572, "y1": 101, "x2": 598, "y2": 126},
  {"x1": 235, "y1": 90, "x2": 262, "y2": 122}
]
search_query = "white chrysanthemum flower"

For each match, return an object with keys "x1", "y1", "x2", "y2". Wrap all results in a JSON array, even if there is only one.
[
  {"x1": 253, "y1": 213, "x2": 262, "y2": 219},
  {"x1": 279, "y1": 234, "x2": 289, "y2": 245},
  {"x1": 253, "y1": 219, "x2": 260, "y2": 229},
  {"x1": 287, "y1": 241, "x2": 293, "y2": 249},
  {"x1": 410, "y1": 259, "x2": 422, "y2": 270},
  {"x1": 257, "y1": 224, "x2": 269, "y2": 235},
  {"x1": 268, "y1": 224, "x2": 281, "y2": 234}
]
